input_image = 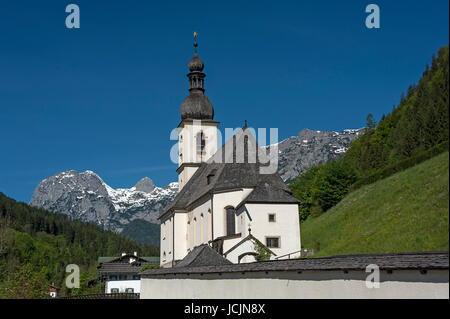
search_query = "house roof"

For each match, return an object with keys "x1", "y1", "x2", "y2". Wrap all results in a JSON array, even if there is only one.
[
  {"x1": 160, "y1": 127, "x2": 298, "y2": 219},
  {"x1": 97, "y1": 255, "x2": 159, "y2": 264},
  {"x1": 98, "y1": 262, "x2": 151, "y2": 276},
  {"x1": 174, "y1": 244, "x2": 233, "y2": 268},
  {"x1": 140, "y1": 251, "x2": 449, "y2": 276},
  {"x1": 97, "y1": 254, "x2": 160, "y2": 276}
]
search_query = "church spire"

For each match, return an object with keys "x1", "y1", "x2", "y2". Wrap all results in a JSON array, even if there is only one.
[
  {"x1": 187, "y1": 32, "x2": 205, "y2": 92},
  {"x1": 180, "y1": 32, "x2": 214, "y2": 120}
]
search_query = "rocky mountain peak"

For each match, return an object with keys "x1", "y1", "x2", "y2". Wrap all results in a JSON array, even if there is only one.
[
  {"x1": 134, "y1": 177, "x2": 155, "y2": 193},
  {"x1": 267, "y1": 127, "x2": 366, "y2": 182},
  {"x1": 30, "y1": 170, "x2": 178, "y2": 233}
]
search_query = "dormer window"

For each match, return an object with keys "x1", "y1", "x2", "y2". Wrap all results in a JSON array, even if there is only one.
[{"x1": 207, "y1": 169, "x2": 217, "y2": 184}]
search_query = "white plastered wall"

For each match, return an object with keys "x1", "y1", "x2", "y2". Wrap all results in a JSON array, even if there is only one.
[
  {"x1": 106, "y1": 280, "x2": 141, "y2": 294},
  {"x1": 186, "y1": 198, "x2": 212, "y2": 253},
  {"x1": 212, "y1": 189, "x2": 254, "y2": 238},
  {"x1": 224, "y1": 238, "x2": 258, "y2": 264},
  {"x1": 160, "y1": 215, "x2": 173, "y2": 267},
  {"x1": 178, "y1": 121, "x2": 219, "y2": 189},
  {"x1": 245, "y1": 203, "x2": 301, "y2": 259},
  {"x1": 141, "y1": 270, "x2": 449, "y2": 299}
]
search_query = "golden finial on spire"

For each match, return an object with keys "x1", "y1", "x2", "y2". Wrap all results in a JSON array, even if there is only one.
[{"x1": 193, "y1": 31, "x2": 198, "y2": 54}]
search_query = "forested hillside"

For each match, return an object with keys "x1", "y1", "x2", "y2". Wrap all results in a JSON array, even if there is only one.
[
  {"x1": 300, "y1": 151, "x2": 449, "y2": 256},
  {"x1": 121, "y1": 219, "x2": 160, "y2": 246},
  {"x1": 0, "y1": 192, "x2": 159, "y2": 298},
  {"x1": 290, "y1": 46, "x2": 449, "y2": 222}
]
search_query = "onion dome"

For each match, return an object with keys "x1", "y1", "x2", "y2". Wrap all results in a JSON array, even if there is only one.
[
  {"x1": 180, "y1": 93, "x2": 214, "y2": 120},
  {"x1": 188, "y1": 53, "x2": 204, "y2": 72},
  {"x1": 180, "y1": 33, "x2": 214, "y2": 121}
]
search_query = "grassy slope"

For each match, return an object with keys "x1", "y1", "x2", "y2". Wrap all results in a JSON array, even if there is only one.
[{"x1": 300, "y1": 152, "x2": 449, "y2": 257}]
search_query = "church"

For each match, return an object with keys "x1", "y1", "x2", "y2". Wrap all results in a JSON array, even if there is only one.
[{"x1": 159, "y1": 38, "x2": 301, "y2": 268}]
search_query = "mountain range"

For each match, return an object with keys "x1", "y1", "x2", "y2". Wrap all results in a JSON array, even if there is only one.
[
  {"x1": 29, "y1": 171, "x2": 178, "y2": 234},
  {"x1": 29, "y1": 127, "x2": 364, "y2": 244},
  {"x1": 269, "y1": 128, "x2": 365, "y2": 182}
]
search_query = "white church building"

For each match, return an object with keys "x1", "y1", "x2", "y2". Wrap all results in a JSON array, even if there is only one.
[
  {"x1": 141, "y1": 39, "x2": 448, "y2": 300},
  {"x1": 159, "y1": 39, "x2": 301, "y2": 268}
]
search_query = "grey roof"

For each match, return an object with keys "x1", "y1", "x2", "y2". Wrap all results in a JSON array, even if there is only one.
[
  {"x1": 175, "y1": 244, "x2": 233, "y2": 268},
  {"x1": 98, "y1": 254, "x2": 159, "y2": 276},
  {"x1": 180, "y1": 92, "x2": 214, "y2": 120},
  {"x1": 98, "y1": 255, "x2": 159, "y2": 264},
  {"x1": 98, "y1": 261, "x2": 153, "y2": 276},
  {"x1": 98, "y1": 255, "x2": 158, "y2": 264},
  {"x1": 140, "y1": 251, "x2": 449, "y2": 276},
  {"x1": 237, "y1": 182, "x2": 300, "y2": 208},
  {"x1": 160, "y1": 128, "x2": 297, "y2": 219}
]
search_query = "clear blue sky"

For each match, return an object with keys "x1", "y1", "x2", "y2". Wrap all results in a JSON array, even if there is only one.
[{"x1": 0, "y1": 0, "x2": 448, "y2": 202}]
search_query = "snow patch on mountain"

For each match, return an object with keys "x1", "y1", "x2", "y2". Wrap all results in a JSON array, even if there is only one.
[
  {"x1": 264, "y1": 127, "x2": 365, "y2": 182},
  {"x1": 29, "y1": 170, "x2": 178, "y2": 233}
]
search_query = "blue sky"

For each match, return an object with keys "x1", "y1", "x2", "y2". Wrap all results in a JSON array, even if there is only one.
[{"x1": 0, "y1": 0, "x2": 448, "y2": 202}]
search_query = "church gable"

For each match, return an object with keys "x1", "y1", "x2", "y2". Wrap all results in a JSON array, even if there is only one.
[
  {"x1": 208, "y1": 126, "x2": 271, "y2": 165},
  {"x1": 222, "y1": 234, "x2": 276, "y2": 264}
]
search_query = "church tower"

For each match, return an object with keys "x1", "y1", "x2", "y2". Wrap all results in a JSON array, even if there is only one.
[{"x1": 177, "y1": 34, "x2": 219, "y2": 190}]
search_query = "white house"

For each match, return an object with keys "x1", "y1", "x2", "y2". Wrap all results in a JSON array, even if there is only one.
[
  {"x1": 97, "y1": 253, "x2": 159, "y2": 294},
  {"x1": 48, "y1": 283, "x2": 60, "y2": 298},
  {"x1": 159, "y1": 40, "x2": 301, "y2": 268}
]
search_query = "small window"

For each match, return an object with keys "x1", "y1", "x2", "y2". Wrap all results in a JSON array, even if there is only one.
[
  {"x1": 266, "y1": 237, "x2": 280, "y2": 248},
  {"x1": 268, "y1": 214, "x2": 276, "y2": 222},
  {"x1": 196, "y1": 131, "x2": 206, "y2": 155},
  {"x1": 119, "y1": 275, "x2": 127, "y2": 280},
  {"x1": 110, "y1": 288, "x2": 119, "y2": 293},
  {"x1": 133, "y1": 275, "x2": 140, "y2": 280},
  {"x1": 125, "y1": 288, "x2": 134, "y2": 293},
  {"x1": 109, "y1": 275, "x2": 117, "y2": 281}
]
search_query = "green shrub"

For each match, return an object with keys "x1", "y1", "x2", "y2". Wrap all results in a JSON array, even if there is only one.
[{"x1": 140, "y1": 264, "x2": 161, "y2": 272}]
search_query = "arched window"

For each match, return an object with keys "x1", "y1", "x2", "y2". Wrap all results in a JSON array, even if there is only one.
[
  {"x1": 200, "y1": 213, "x2": 204, "y2": 243},
  {"x1": 193, "y1": 217, "x2": 197, "y2": 246},
  {"x1": 225, "y1": 207, "x2": 236, "y2": 236},
  {"x1": 187, "y1": 220, "x2": 191, "y2": 249},
  {"x1": 167, "y1": 218, "x2": 172, "y2": 254},
  {"x1": 196, "y1": 131, "x2": 206, "y2": 156},
  {"x1": 207, "y1": 209, "x2": 212, "y2": 240}
]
